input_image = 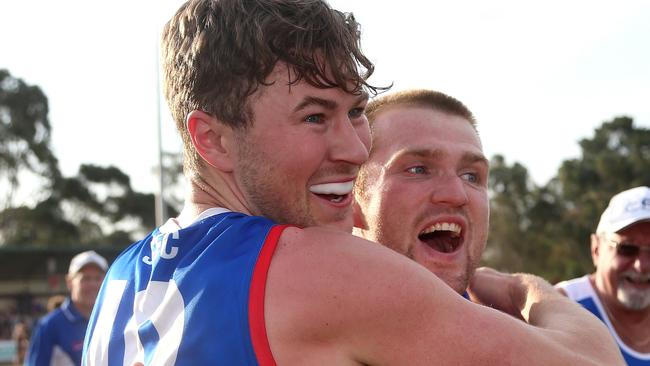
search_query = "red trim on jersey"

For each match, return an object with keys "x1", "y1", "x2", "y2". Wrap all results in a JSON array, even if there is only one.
[{"x1": 249, "y1": 225, "x2": 289, "y2": 366}]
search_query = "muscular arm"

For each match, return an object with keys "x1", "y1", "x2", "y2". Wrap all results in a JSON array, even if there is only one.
[
  {"x1": 266, "y1": 227, "x2": 625, "y2": 366},
  {"x1": 469, "y1": 268, "x2": 622, "y2": 364}
]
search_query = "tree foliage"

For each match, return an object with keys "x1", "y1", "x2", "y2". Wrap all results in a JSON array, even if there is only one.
[
  {"x1": 484, "y1": 116, "x2": 650, "y2": 282},
  {"x1": 0, "y1": 69, "x2": 60, "y2": 206},
  {"x1": 0, "y1": 70, "x2": 173, "y2": 248}
]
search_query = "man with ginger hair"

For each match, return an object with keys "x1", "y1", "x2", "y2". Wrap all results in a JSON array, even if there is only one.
[
  {"x1": 83, "y1": 1, "x2": 624, "y2": 365},
  {"x1": 354, "y1": 89, "x2": 487, "y2": 296}
]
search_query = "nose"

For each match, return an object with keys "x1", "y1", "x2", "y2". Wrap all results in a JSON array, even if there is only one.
[
  {"x1": 431, "y1": 175, "x2": 469, "y2": 208},
  {"x1": 329, "y1": 115, "x2": 370, "y2": 166}
]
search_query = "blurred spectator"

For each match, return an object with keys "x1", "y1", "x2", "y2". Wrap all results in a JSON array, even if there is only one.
[
  {"x1": 12, "y1": 321, "x2": 29, "y2": 365},
  {"x1": 557, "y1": 186, "x2": 650, "y2": 365},
  {"x1": 24, "y1": 251, "x2": 107, "y2": 366}
]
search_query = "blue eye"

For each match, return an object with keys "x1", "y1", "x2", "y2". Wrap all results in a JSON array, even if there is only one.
[
  {"x1": 305, "y1": 114, "x2": 323, "y2": 124},
  {"x1": 461, "y1": 172, "x2": 478, "y2": 183},
  {"x1": 348, "y1": 107, "x2": 364, "y2": 119},
  {"x1": 407, "y1": 166, "x2": 427, "y2": 175}
]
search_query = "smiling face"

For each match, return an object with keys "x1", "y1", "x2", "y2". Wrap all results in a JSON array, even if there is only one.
[
  {"x1": 67, "y1": 265, "x2": 105, "y2": 315},
  {"x1": 233, "y1": 65, "x2": 371, "y2": 232},
  {"x1": 354, "y1": 105, "x2": 489, "y2": 293},
  {"x1": 592, "y1": 221, "x2": 650, "y2": 311}
]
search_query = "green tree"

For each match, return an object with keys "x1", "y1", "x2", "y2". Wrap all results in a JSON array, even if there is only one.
[
  {"x1": 483, "y1": 155, "x2": 567, "y2": 279},
  {"x1": 485, "y1": 116, "x2": 650, "y2": 282},
  {"x1": 553, "y1": 116, "x2": 650, "y2": 276},
  {"x1": 0, "y1": 70, "x2": 176, "y2": 247},
  {"x1": 0, "y1": 69, "x2": 60, "y2": 207}
]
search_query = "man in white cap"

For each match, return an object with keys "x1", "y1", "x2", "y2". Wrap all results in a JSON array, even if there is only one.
[
  {"x1": 25, "y1": 250, "x2": 108, "y2": 366},
  {"x1": 557, "y1": 186, "x2": 650, "y2": 365}
]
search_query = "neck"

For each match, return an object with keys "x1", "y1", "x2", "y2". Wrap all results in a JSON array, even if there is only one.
[{"x1": 178, "y1": 170, "x2": 252, "y2": 224}]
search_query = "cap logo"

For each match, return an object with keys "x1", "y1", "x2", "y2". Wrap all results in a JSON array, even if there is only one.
[{"x1": 626, "y1": 198, "x2": 650, "y2": 212}]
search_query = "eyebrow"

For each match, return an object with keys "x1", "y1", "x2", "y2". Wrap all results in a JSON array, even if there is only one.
[
  {"x1": 293, "y1": 91, "x2": 369, "y2": 113},
  {"x1": 387, "y1": 148, "x2": 489, "y2": 167}
]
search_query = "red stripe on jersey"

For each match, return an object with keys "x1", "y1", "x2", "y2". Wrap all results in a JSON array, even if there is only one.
[{"x1": 249, "y1": 225, "x2": 288, "y2": 366}]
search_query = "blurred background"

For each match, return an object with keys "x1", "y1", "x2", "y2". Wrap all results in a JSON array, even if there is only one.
[{"x1": 1, "y1": 0, "x2": 649, "y2": 364}]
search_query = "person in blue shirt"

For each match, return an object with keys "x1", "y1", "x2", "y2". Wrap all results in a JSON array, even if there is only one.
[
  {"x1": 353, "y1": 89, "x2": 487, "y2": 297},
  {"x1": 557, "y1": 186, "x2": 650, "y2": 365},
  {"x1": 83, "y1": 0, "x2": 625, "y2": 365},
  {"x1": 25, "y1": 251, "x2": 107, "y2": 366}
]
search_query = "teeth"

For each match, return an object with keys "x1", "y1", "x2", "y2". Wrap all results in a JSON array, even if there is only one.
[
  {"x1": 420, "y1": 222, "x2": 462, "y2": 236},
  {"x1": 309, "y1": 181, "x2": 354, "y2": 195}
]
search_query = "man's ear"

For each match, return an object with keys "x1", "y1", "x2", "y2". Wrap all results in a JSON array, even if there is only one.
[
  {"x1": 590, "y1": 233, "x2": 600, "y2": 268},
  {"x1": 186, "y1": 110, "x2": 235, "y2": 172}
]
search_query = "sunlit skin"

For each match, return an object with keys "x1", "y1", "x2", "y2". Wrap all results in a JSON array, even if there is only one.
[
  {"x1": 130, "y1": 65, "x2": 376, "y2": 366},
  {"x1": 204, "y1": 64, "x2": 372, "y2": 232},
  {"x1": 66, "y1": 264, "x2": 105, "y2": 318},
  {"x1": 354, "y1": 106, "x2": 489, "y2": 294}
]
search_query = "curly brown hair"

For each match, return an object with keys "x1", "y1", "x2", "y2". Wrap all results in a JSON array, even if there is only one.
[{"x1": 162, "y1": 0, "x2": 382, "y2": 176}]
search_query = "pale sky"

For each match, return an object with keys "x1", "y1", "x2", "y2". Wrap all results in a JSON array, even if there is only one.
[{"x1": 2, "y1": 0, "x2": 649, "y2": 197}]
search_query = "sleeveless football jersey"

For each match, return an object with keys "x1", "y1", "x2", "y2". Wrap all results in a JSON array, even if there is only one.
[
  {"x1": 83, "y1": 209, "x2": 287, "y2": 366},
  {"x1": 556, "y1": 275, "x2": 650, "y2": 365}
]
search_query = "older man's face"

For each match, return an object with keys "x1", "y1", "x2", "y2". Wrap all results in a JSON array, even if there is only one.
[
  {"x1": 68, "y1": 265, "x2": 105, "y2": 310},
  {"x1": 593, "y1": 221, "x2": 650, "y2": 311}
]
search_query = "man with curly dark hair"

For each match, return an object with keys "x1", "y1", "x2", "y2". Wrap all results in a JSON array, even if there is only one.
[{"x1": 83, "y1": 1, "x2": 624, "y2": 365}]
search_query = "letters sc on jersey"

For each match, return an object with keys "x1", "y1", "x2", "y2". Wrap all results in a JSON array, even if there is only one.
[{"x1": 82, "y1": 210, "x2": 288, "y2": 366}]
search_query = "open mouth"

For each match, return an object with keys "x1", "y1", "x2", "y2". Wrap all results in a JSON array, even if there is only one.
[
  {"x1": 418, "y1": 222, "x2": 462, "y2": 254},
  {"x1": 309, "y1": 181, "x2": 353, "y2": 203},
  {"x1": 314, "y1": 193, "x2": 347, "y2": 203}
]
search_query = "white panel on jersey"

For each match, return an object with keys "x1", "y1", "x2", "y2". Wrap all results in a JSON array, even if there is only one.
[
  {"x1": 129, "y1": 280, "x2": 185, "y2": 366},
  {"x1": 51, "y1": 345, "x2": 75, "y2": 366},
  {"x1": 85, "y1": 280, "x2": 128, "y2": 366}
]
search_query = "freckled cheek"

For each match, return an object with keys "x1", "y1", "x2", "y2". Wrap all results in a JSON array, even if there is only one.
[
  {"x1": 386, "y1": 187, "x2": 422, "y2": 214},
  {"x1": 471, "y1": 193, "x2": 490, "y2": 214}
]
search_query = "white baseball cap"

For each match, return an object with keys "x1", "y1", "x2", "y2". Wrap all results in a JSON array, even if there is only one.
[
  {"x1": 68, "y1": 250, "x2": 108, "y2": 275},
  {"x1": 596, "y1": 186, "x2": 650, "y2": 234}
]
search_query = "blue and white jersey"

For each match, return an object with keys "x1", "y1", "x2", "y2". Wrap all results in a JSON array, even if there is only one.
[
  {"x1": 557, "y1": 275, "x2": 650, "y2": 366},
  {"x1": 25, "y1": 297, "x2": 86, "y2": 366},
  {"x1": 82, "y1": 209, "x2": 288, "y2": 366}
]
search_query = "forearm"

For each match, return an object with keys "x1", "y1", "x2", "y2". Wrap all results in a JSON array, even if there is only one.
[
  {"x1": 469, "y1": 269, "x2": 624, "y2": 365},
  {"x1": 515, "y1": 274, "x2": 625, "y2": 366}
]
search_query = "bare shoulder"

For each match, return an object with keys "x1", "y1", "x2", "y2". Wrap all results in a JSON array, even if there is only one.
[
  {"x1": 264, "y1": 228, "x2": 623, "y2": 365},
  {"x1": 270, "y1": 224, "x2": 382, "y2": 275},
  {"x1": 272, "y1": 226, "x2": 431, "y2": 298},
  {"x1": 265, "y1": 227, "x2": 519, "y2": 365},
  {"x1": 269, "y1": 226, "x2": 415, "y2": 305}
]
